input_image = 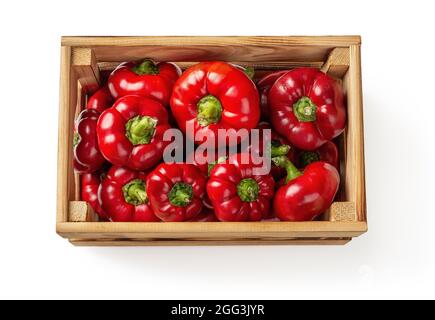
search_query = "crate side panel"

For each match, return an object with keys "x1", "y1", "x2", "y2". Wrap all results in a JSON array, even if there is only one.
[{"x1": 343, "y1": 45, "x2": 367, "y2": 222}]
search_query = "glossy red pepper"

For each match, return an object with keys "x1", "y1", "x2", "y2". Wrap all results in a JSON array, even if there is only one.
[
  {"x1": 73, "y1": 109, "x2": 106, "y2": 173},
  {"x1": 97, "y1": 95, "x2": 170, "y2": 171},
  {"x1": 289, "y1": 140, "x2": 339, "y2": 170},
  {"x1": 269, "y1": 68, "x2": 346, "y2": 150},
  {"x1": 81, "y1": 171, "x2": 107, "y2": 219},
  {"x1": 207, "y1": 156, "x2": 275, "y2": 221},
  {"x1": 108, "y1": 59, "x2": 181, "y2": 106},
  {"x1": 272, "y1": 156, "x2": 340, "y2": 221},
  {"x1": 189, "y1": 149, "x2": 227, "y2": 210},
  {"x1": 170, "y1": 61, "x2": 260, "y2": 146},
  {"x1": 86, "y1": 86, "x2": 114, "y2": 113},
  {"x1": 257, "y1": 70, "x2": 288, "y2": 120},
  {"x1": 146, "y1": 163, "x2": 207, "y2": 222},
  {"x1": 99, "y1": 166, "x2": 160, "y2": 222}
]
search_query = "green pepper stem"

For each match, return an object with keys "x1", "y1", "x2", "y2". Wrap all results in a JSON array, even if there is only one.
[
  {"x1": 270, "y1": 144, "x2": 290, "y2": 158},
  {"x1": 299, "y1": 151, "x2": 320, "y2": 167},
  {"x1": 131, "y1": 59, "x2": 159, "y2": 75},
  {"x1": 293, "y1": 96, "x2": 317, "y2": 122},
  {"x1": 168, "y1": 182, "x2": 193, "y2": 207},
  {"x1": 244, "y1": 66, "x2": 255, "y2": 79},
  {"x1": 197, "y1": 95, "x2": 223, "y2": 127},
  {"x1": 272, "y1": 156, "x2": 302, "y2": 183},
  {"x1": 73, "y1": 132, "x2": 80, "y2": 147},
  {"x1": 122, "y1": 179, "x2": 148, "y2": 205},
  {"x1": 237, "y1": 178, "x2": 260, "y2": 202},
  {"x1": 125, "y1": 115, "x2": 157, "y2": 145}
]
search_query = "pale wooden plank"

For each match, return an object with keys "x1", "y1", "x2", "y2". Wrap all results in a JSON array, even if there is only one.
[
  {"x1": 71, "y1": 48, "x2": 100, "y2": 92},
  {"x1": 61, "y1": 36, "x2": 360, "y2": 63},
  {"x1": 321, "y1": 47, "x2": 350, "y2": 78},
  {"x1": 343, "y1": 45, "x2": 367, "y2": 222},
  {"x1": 57, "y1": 221, "x2": 368, "y2": 240},
  {"x1": 61, "y1": 36, "x2": 361, "y2": 47},
  {"x1": 69, "y1": 238, "x2": 352, "y2": 246},
  {"x1": 57, "y1": 46, "x2": 72, "y2": 223}
]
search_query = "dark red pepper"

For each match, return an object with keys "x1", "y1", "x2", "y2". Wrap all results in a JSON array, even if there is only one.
[
  {"x1": 146, "y1": 163, "x2": 207, "y2": 222},
  {"x1": 108, "y1": 59, "x2": 181, "y2": 106},
  {"x1": 289, "y1": 140, "x2": 339, "y2": 170},
  {"x1": 97, "y1": 95, "x2": 170, "y2": 171},
  {"x1": 73, "y1": 109, "x2": 106, "y2": 173},
  {"x1": 86, "y1": 86, "x2": 114, "y2": 113},
  {"x1": 207, "y1": 156, "x2": 275, "y2": 221},
  {"x1": 269, "y1": 68, "x2": 346, "y2": 150},
  {"x1": 99, "y1": 166, "x2": 160, "y2": 222},
  {"x1": 257, "y1": 70, "x2": 288, "y2": 120},
  {"x1": 81, "y1": 171, "x2": 107, "y2": 219},
  {"x1": 170, "y1": 61, "x2": 260, "y2": 146},
  {"x1": 272, "y1": 156, "x2": 340, "y2": 221}
]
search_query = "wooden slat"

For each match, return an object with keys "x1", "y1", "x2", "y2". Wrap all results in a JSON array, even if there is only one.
[
  {"x1": 60, "y1": 36, "x2": 360, "y2": 63},
  {"x1": 70, "y1": 238, "x2": 352, "y2": 247},
  {"x1": 71, "y1": 48, "x2": 100, "y2": 93},
  {"x1": 57, "y1": 46, "x2": 72, "y2": 223},
  {"x1": 61, "y1": 36, "x2": 361, "y2": 47},
  {"x1": 343, "y1": 45, "x2": 367, "y2": 222},
  {"x1": 321, "y1": 47, "x2": 350, "y2": 78},
  {"x1": 57, "y1": 221, "x2": 368, "y2": 240}
]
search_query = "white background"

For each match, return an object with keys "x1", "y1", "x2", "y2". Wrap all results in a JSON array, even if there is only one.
[{"x1": 0, "y1": 0, "x2": 434, "y2": 300}]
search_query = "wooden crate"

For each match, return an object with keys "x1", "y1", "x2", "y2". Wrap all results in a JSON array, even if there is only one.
[{"x1": 57, "y1": 36, "x2": 367, "y2": 246}]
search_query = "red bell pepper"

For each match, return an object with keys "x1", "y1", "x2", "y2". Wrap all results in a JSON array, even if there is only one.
[
  {"x1": 272, "y1": 156, "x2": 340, "y2": 221},
  {"x1": 269, "y1": 68, "x2": 346, "y2": 150},
  {"x1": 289, "y1": 140, "x2": 339, "y2": 170},
  {"x1": 86, "y1": 86, "x2": 114, "y2": 113},
  {"x1": 97, "y1": 95, "x2": 170, "y2": 171},
  {"x1": 170, "y1": 61, "x2": 260, "y2": 146},
  {"x1": 207, "y1": 157, "x2": 275, "y2": 221},
  {"x1": 108, "y1": 59, "x2": 181, "y2": 106},
  {"x1": 146, "y1": 163, "x2": 207, "y2": 222},
  {"x1": 73, "y1": 109, "x2": 106, "y2": 173},
  {"x1": 81, "y1": 171, "x2": 107, "y2": 219},
  {"x1": 190, "y1": 149, "x2": 227, "y2": 210},
  {"x1": 99, "y1": 166, "x2": 160, "y2": 222},
  {"x1": 257, "y1": 70, "x2": 288, "y2": 120}
]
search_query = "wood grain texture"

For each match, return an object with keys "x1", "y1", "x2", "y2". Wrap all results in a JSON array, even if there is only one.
[
  {"x1": 57, "y1": 221, "x2": 367, "y2": 240},
  {"x1": 69, "y1": 238, "x2": 352, "y2": 247},
  {"x1": 321, "y1": 47, "x2": 350, "y2": 78},
  {"x1": 343, "y1": 45, "x2": 367, "y2": 222},
  {"x1": 61, "y1": 36, "x2": 361, "y2": 47},
  {"x1": 71, "y1": 48, "x2": 100, "y2": 93},
  {"x1": 57, "y1": 46, "x2": 72, "y2": 223},
  {"x1": 61, "y1": 36, "x2": 360, "y2": 63}
]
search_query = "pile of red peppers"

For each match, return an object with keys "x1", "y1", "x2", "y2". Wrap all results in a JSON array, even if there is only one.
[{"x1": 73, "y1": 59, "x2": 346, "y2": 222}]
